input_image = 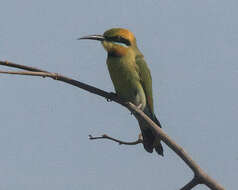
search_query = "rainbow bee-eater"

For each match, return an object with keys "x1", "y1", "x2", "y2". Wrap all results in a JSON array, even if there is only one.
[{"x1": 79, "y1": 28, "x2": 163, "y2": 156}]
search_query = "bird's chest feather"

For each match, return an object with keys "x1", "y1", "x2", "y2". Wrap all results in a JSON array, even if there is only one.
[{"x1": 107, "y1": 57, "x2": 145, "y2": 106}]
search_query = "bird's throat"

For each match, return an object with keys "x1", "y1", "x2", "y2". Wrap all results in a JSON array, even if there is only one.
[{"x1": 103, "y1": 41, "x2": 128, "y2": 57}]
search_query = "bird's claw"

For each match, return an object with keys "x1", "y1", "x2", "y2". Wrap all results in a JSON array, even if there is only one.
[
  {"x1": 130, "y1": 103, "x2": 142, "y2": 115},
  {"x1": 137, "y1": 103, "x2": 143, "y2": 110}
]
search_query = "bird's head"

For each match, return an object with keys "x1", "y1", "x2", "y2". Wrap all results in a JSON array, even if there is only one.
[{"x1": 79, "y1": 28, "x2": 137, "y2": 57}]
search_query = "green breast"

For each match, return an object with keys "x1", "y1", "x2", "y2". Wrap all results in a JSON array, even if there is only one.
[{"x1": 107, "y1": 56, "x2": 140, "y2": 101}]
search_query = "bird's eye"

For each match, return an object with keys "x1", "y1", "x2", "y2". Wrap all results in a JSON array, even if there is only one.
[{"x1": 106, "y1": 36, "x2": 131, "y2": 46}]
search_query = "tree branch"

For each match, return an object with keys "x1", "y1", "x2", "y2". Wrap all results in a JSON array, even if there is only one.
[
  {"x1": 0, "y1": 61, "x2": 119, "y2": 103},
  {"x1": 180, "y1": 176, "x2": 201, "y2": 190},
  {"x1": 88, "y1": 134, "x2": 143, "y2": 145},
  {"x1": 0, "y1": 60, "x2": 225, "y2": 190}
]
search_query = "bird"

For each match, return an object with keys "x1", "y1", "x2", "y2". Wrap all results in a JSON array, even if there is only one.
[{"x1": 79, "y1": 28, "x2": 163, "y2": 156}]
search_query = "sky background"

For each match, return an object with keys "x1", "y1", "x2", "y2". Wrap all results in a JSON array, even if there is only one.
[{"x1": 0, "y1": 0, "x2": 237, "y2": 189}]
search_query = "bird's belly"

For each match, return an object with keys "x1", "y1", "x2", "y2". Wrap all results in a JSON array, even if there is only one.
[
  {"x1": 107, "y1": 61, "x2": 146, "y2": 108},
  {"x1": 113, "y1": 75, "x2": 136, "y2": 99}
]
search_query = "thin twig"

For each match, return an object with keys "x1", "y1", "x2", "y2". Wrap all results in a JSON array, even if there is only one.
[
  {"x1": 0, "y1": 61, "x2": 121, "y2": 103},
  {"x1": 88, "y1": 134, "x2": 143, "y2": 145},
  {"x1": 0, "y1": 60, "x2": 49, "y2": 72},
  {"x1": 0, "y1": 70, "x2": 56, "y2": 78}
]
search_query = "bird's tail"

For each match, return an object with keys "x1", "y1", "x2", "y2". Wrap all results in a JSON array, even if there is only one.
[{"x1": 139, "y1": 114, "x2": 164, "y2": 156}]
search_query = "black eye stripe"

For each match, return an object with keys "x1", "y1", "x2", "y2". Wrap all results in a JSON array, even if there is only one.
[{"x1": 106, "y1": 36, "x2": 131, "y2": 46}]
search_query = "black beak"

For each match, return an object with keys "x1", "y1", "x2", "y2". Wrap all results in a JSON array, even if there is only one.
[{"x1": 78, "y1": 34, "x2": 105, "y2": 41}]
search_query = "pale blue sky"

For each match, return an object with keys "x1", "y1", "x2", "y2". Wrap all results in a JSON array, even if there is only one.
[{"x1": 0, "y1": 1, "x2": 237, "y2": 189}]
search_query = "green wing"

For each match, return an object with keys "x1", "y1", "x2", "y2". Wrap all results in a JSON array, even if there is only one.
[{"x1": 135, "y1": 55, "x2": 154, "y2": 115}]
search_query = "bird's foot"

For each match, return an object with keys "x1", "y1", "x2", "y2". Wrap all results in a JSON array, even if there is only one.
[
  {"x1": 106, "y1": 92, "x2": 117, "y2": 102},
  {"x1": 130, "y1": 103, "x2": 143, "y2": 115},
  {"x1": 137, "y1": 103, "x2": 143, "y2": 110}
]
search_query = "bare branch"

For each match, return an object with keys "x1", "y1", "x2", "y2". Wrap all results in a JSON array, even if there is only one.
[
  {"x1": 126, "y1": 103, "x2": 225, "y2": 190},
  {"x1": 0, "y1": 61, "x2": 120, "y2": 103},
  {"x1": 0, "y1": 60, "x2": 225, "y2": 190},
  {"x1": 0, "y1": 60, "x2": 49, "y2": 72},
  {"x1": 180, "y1": 177, "x2": 201, "y2": 190},
  {"x1": 88, "y1": 134, "x2": 143, "y2": 145},
  {"x1": 0, "y1": 70, "x2": 56, "y2": 78}
]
